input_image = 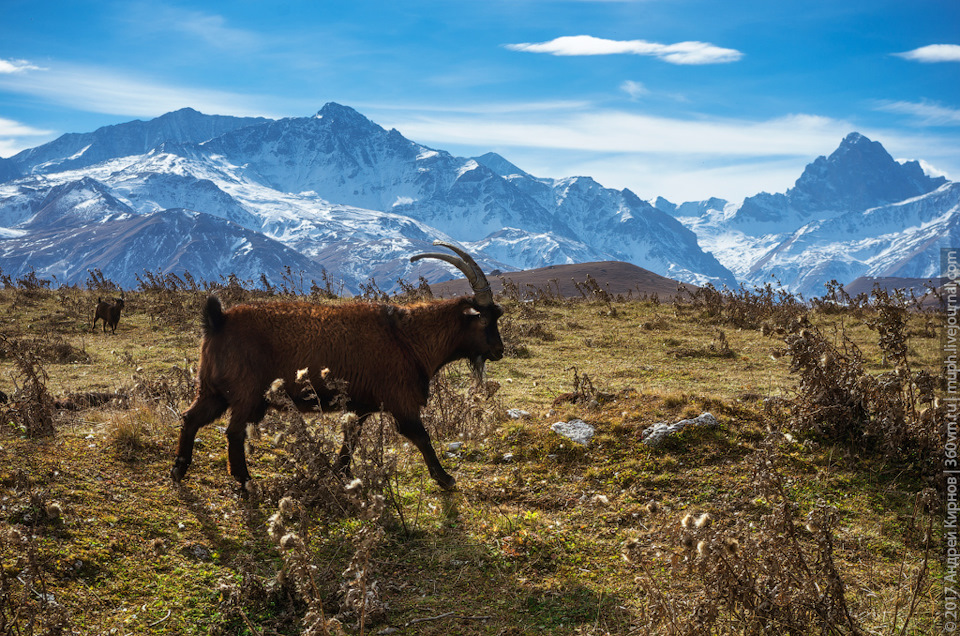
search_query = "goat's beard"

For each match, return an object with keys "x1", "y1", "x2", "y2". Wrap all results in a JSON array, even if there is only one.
[{"x1": 469, "y1": 355, "x2": 487, "y2": 381}]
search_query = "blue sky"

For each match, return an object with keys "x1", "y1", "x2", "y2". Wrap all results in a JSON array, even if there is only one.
[{"x1": 1, "y1": 0, "x2": 958, "y2": 202}]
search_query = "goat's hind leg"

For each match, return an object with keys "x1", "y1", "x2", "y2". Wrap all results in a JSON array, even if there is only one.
[
  {"x1": 171, "y1": 393, "x2": 227, "y2": 482},
  {"x1": 225, "y1": 400, "x2": 267, "y2": 488}
]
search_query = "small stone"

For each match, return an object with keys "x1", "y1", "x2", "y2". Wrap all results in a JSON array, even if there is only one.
[
  {"x1": 506, "y1": 408, "x2": 530, "y2": 420},
  {"x1": 551, "y1": 419, "x2": 595, "y2": 446},
  {"x1": 641, "y1": 412, "x2": 718, "y2": 447}
]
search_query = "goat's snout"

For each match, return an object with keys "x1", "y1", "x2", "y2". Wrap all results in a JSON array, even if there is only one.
[{"x1": 489, "y1": 339, "x2": 505, "y2": 361}]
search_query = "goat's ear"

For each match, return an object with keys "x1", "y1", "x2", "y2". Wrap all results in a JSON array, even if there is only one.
[{"x1": 463, "y1": 307, "x2": 480, "y2": 316}]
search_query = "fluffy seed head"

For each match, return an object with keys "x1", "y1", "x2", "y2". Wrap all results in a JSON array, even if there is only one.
[
  {"x1": 697, "y1": 540, "x2": 710, "y2": 557},
  {"x1": 269, "y1": 378, "x2": 284, "y2": 393},
  {"x1": 280, "y1": 533, "x2": 303, "y2": 551},
  {"x1": 267, "y1": 512, "x2": 284, "y2": 540},
  {"x1": 296, "y1": 368, "x2": 309, "y2": 382},
  {"x1": 695, "y1": 513, "x2": 713, "y2": 529},
  {"x1": 645, "y1": 500, "x2": 660, "y2": 515},
  {"x1": 621, "y1": 537, "x2": 641, "y2": 563},
  {"x1": 681, "y1": 513, "x2": 695, "y2": 529},
  {"x1": 278, "y1": 496, "x2": 296, "y2": 519},
  {"x1": 722, "y1": 537, "x2": 740, "y2": 557},
  {"x1": 45, "y1": 502, "x2": 63, "y2": 520}
]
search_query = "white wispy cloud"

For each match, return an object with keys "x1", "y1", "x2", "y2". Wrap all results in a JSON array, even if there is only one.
[
  {"x1": 382, "y1": 108, "x2": 848, "y2": 157},
  {"x1": 877, "y1": 100, "x2": 960, "y2": 126},
  {"x1": 0, "y1": 117, "x2": 54, "y2": 157},
  {"x1": 895, "y1": 44, "x2": 960, "y2": 63},
  {"x1": 505, "y1": 35, "x2": 743, "y2": 64},
  {"x1": 374, "y1": 103, "x2": 958, "y2": 200},
  {"x1": 119, "y1": 4, "x2": 261, "y2": 52},
  {"x1": 0, "y1": 58, "x2": 45, "y2": 74},
  {"x1": 620, "y1": 80, "x2": 649, "y2": 99},
  {"x1": 0, "y1": 61, "x2": 279, "y2": 120}
]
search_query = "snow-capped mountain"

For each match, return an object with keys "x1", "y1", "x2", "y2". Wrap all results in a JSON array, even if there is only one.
[
  {"x1": 11, "y1": 108, "x2": 270, "y2": 176},
  {"x1": 0, "y1": 103, "x2": 737, "y2": 291},
  {"x1": 659, "y1": 132, "x2": 953, "y2": 295}
]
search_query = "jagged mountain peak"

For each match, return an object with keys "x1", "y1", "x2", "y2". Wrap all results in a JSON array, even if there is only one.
[
  {"x1": 473, "y1": 152, "x2": 530, "y2": 179},
  {"x1": 11, "y1": 108, "x2": 272, "y2": 176},
  {"x1": 789, "y1": 132, "x2": 945, "y2": 212}
]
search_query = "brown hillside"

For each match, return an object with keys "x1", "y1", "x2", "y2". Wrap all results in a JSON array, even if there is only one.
[{"x1": 429, "y1": 261, "x2": 697, "y2": 300}]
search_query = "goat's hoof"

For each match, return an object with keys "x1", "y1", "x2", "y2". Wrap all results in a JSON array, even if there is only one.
[
  {"x1": 237, "y1": 479, "x2": 257, "y2": 499},
  {"x1": 170, "y1": 458, "x2": 189, "y2": 482},
  {"x1": 434, "y1": 473, "x2": 457, "y2": 491}
]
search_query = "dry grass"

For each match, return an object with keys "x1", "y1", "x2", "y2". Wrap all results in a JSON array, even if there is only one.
[{"x1": 0, "y1": 278, "x2": 946, "y2": 635}]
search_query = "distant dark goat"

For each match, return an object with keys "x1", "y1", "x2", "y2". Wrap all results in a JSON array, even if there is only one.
[
  {"x1": 93, "y1": 296, "x2": 124, "y2": 334},
  {"x1": 170, "y1": 242, "x2": 504, "y2": 490}
]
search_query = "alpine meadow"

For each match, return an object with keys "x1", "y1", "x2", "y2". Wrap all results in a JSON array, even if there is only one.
[{"x1": 0, "y1": 266, "x2": 946, "y2": 634}]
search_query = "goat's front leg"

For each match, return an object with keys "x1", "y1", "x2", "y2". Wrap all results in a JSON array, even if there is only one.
[{"x1": 394, "y1": 415, "x2": 456, "y2": 490}]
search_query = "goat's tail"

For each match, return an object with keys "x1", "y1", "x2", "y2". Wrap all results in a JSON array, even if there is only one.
[{"x1": 202, "y1": 296, "x2": 227, "y2": 336}]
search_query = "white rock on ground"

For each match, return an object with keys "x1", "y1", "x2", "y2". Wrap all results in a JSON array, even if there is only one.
[
  {"x1": 641, "y1": 412, "x2": 718, "y2": 447},
  {"x1": 550, "y1": 419, "x2": 595, "y2": 446}
]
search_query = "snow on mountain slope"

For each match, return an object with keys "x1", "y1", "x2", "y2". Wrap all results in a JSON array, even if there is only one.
[
  {"x1": 10, "y1": 108, "x2": 270, "y2": 177},
  {"x1": 198, "y1": 103, "x2": 574, "y2": 242},
  {"x1": 465, "y1": 227, "x2": 602, "y2": 270},
  {"x1": 7, "y1": 106, "x2": 946, "y2": 294},
  {"x1": 744, "y1": 182, "x2": 960, "y2": 295},
  {"x1": 662, "y1": 133, "x2": 955, "y2": 291},
  {"x1": 0, "y1": 207, "x2": 330, "y2": 289}
]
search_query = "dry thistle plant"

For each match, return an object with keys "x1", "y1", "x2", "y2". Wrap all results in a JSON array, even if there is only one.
[
  {"x1": 335, "y1": 479, "x2": 387, "y2": 631},
  {"x1": 0, "y1": 334, "x2": 57, "y2": 438},
  {"x1": 256, "y1": 378, "x2": 344, "y2": 510},
  {"x1": 0, "y1": 526, "x2": 74, "y2": 635},
  {"x1": 423, "y1": 363, "x2": 504, "y2": 442},
  {"x1": 783, "y1": 319, "x2": 940, "y2": 471},
  {"x1": 630, "y1": 437, "x2": 869, "y2": 635}
]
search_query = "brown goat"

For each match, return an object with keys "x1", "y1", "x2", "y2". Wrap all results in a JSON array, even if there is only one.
[
  {"x1": 170, "y1": 242, "x2": 504, "y2": 491},
  {"x1": 93, "y1": 296, "x2": 124, "y2": 334}
]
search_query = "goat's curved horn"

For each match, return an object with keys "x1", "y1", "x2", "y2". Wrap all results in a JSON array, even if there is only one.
[{"x1": 410, "y1": 241, "x2": 494, "y2": 306}]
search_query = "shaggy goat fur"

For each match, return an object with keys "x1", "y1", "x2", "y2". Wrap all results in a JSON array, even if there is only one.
[
  {"x1": 171, "y1": 294, "x2": 504, "y2": 490},
  {"x1": 93, "y1": 297, "x2": 124, "y2": 334}
]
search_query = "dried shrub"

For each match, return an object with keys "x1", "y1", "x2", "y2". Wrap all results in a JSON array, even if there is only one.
[
  {"x1": 0, "y1": 334, "x2": 57, "y2": 437},
  {"x1": 215, "y1": 378, "x2": 393, "y2": 635},
  {"x1": 573, "y1": 274, "x2": 614, "y2": 303},
  {"x1": 393, "y1": 276, "x2": 434, "y2": 304},
  {"x1": 632, "y1": 438, "x2": 866, "y2": 635},
  {"x1": 0, "y1": 526, "x2": 74, "y2": 635},
  {"x1": 552, "y1": 365, "x2": 616, "y2": 408},
  {"x1": 255, "y1": 379, "x2": 344, "y2": 510},
  {"x1": 422, "y1": 365, "x2": 504, "y2": 442},
  {"x1": 130, "y1": 362, "x2": 196, "y2": 413},
  {"x1": 677, "y1": 282, "x2": 807, "y2": 331},
  {"x1": 784, "y1": 322, "x2": 939, "y2": 468}
]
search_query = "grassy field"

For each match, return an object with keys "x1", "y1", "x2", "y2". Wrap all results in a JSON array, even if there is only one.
[{"x1": 0, "y1": 278, "x2": 946, "y2": 635}]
